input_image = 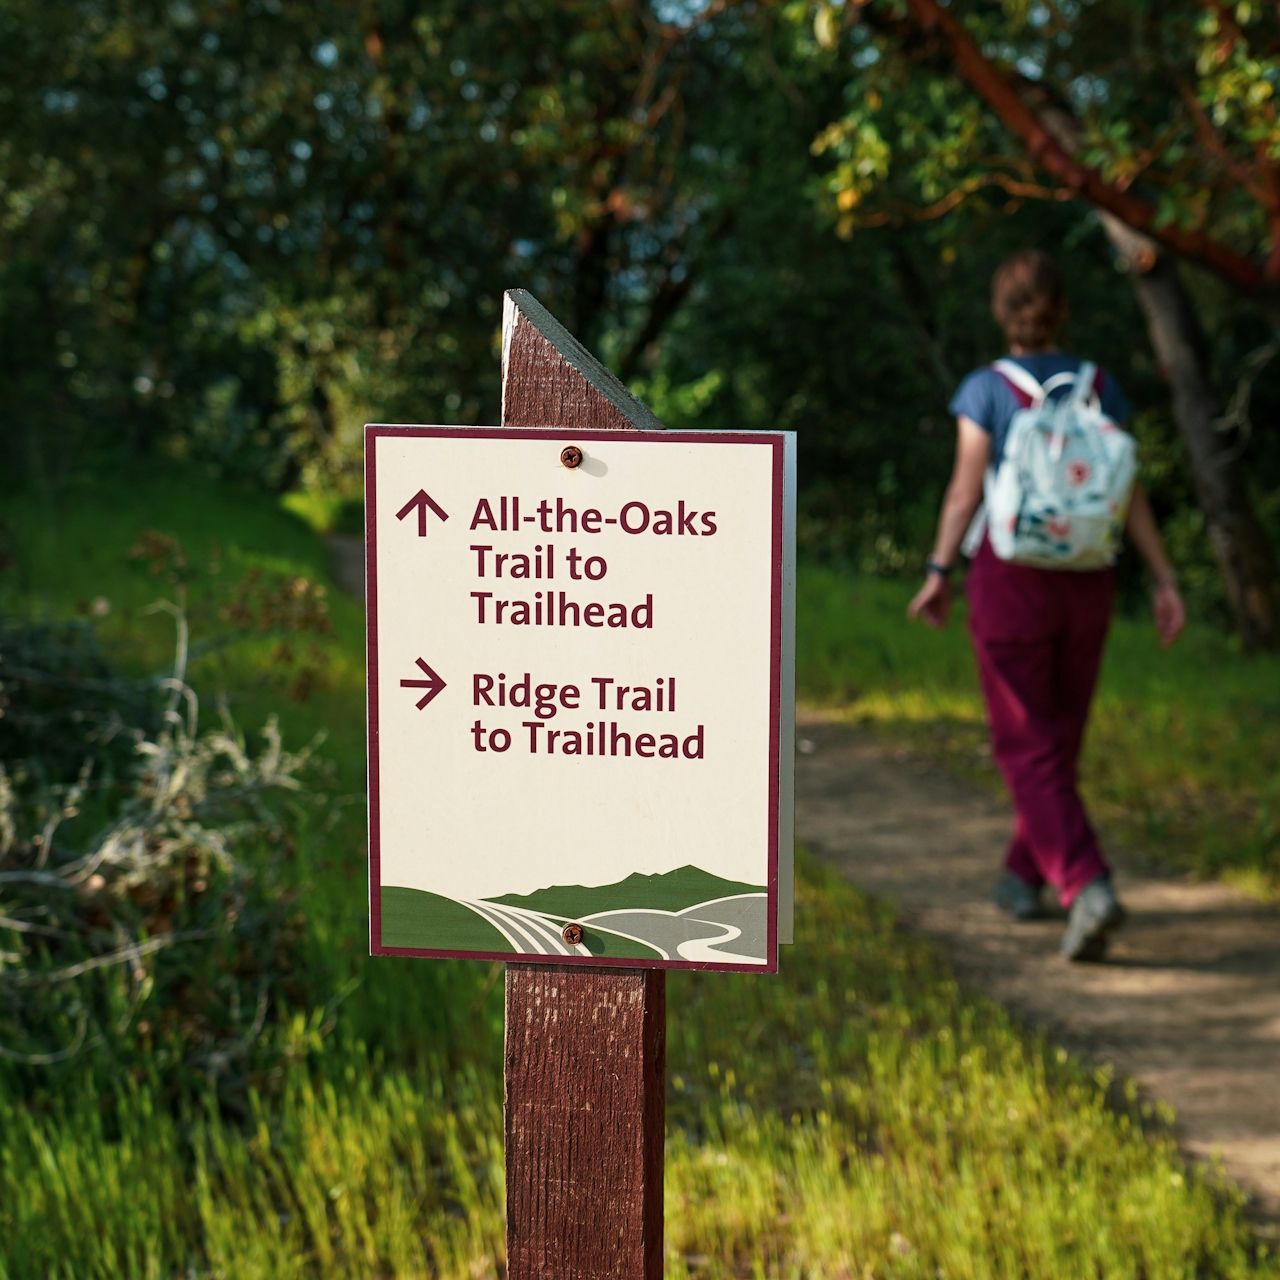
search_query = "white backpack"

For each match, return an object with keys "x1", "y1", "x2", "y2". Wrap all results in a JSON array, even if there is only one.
[{"x1": 964, "y1": 359, "x2": 1137, "y2": 569}]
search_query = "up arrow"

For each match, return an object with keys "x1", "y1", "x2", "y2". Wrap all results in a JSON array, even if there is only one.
[
  {"x1": 400, "y1": 658, "x2": 447, "y2": 709},
  {"x1": 395, "y1": 489, "x2": 449, "y2": 537}
]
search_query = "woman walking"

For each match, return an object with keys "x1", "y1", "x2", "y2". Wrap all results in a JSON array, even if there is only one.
[{"x1": 909, "y1": 250, "x2": 1186, "y2": 961}]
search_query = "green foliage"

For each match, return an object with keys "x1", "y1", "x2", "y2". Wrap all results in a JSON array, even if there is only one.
[
  {"x1": 8, "y1": 0, "x2": 1269, "y2": 586},
  {"x1": 0, "y1": 0, "x2": 773, "y2": 502},
  {"x1": 1129, "y1": 405, "x2": 1235, "y2": 624},
  {"x1": 0, "y1": 610, "x2": 339, "y2": 1113},
  {"x1": 0, "y1": 615, "x2": 158, "y2": 792},
  {"x1": 628, "y1": 370, "x2": 727, "y2": 429},
  {"x1": 0, "y1": 473, "x2": 368, "y2": 1103},
  {"x1": 804, "y1": 0, "x2": 1280, "y2": 267}
]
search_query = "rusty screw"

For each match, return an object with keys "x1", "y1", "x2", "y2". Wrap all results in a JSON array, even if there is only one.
[
  {"x1": 560, "y1": 445, "x2": 584, "y2": 469},
  {"x1": 562, "y1": 922, "x2": 585, "y2": 946}
]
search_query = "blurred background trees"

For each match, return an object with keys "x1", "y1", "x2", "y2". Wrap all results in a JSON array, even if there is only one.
[{"x1": 3, "y1": 0, "x2": 1279, "y2": 639}]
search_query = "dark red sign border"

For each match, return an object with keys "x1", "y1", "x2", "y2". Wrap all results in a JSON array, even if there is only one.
[{"x1": 366, "y1": 425, "x2": 789, "y2": 973}]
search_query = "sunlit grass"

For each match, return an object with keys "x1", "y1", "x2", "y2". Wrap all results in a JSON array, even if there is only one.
[
  {"x1": 0, "y1": 1051, "x2": 505, "y2": 1280},
  {"x1": 3, "y1": 855, "x2": 1272, "y2": 1279}
]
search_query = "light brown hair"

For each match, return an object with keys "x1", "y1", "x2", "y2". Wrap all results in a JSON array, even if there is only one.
[{"x1": 991, "y1": 250, "x2": 1066, "y2": 350}]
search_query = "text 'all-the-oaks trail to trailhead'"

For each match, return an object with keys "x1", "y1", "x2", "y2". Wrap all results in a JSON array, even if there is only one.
[
  {"x1": 465, "y1": 494, "x2": 715, "y2": 627},
  {"x1": 367, "y1": 427, "x2": 793, "y2": 968}
]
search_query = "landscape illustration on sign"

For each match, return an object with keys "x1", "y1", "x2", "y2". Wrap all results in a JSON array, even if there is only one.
[{"x1": 381, "y1": 865, "x2": 768, "y2": 964}]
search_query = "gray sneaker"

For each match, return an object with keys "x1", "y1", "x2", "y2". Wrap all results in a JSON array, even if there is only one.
[
  {"x1": 1061, "y1": 877, "x2": 1126, "y2": 962},
  {"x1": 993, "y1": 872, "x2": 1046, "y2": 920}
]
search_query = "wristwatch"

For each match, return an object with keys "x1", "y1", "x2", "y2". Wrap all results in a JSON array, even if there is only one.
[{"x1": 926, "y1": 558, "x2": 953, "y2": 579}]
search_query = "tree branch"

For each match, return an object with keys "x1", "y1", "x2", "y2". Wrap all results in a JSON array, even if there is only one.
[
  {"x1": 899, "y1": 0, "x2": 1266, "y2": 292},
  {"x1": 616, "y1": 211, "x2": 734, "y2": 382},
  {"x1": 1177, "y1": 81, "x2": 1270, "y2": 205},
  {"x1": 844, "y1": 168, "x2": 1073, "y2": 231}
]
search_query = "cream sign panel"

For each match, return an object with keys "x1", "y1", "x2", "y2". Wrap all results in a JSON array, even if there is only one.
[{"x1": 366, "y1": 426, "x2": 795, "y2": 972}]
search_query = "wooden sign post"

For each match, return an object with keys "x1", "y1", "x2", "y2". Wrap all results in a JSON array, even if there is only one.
[
  {"x1": 501, "y1": 293, "x2": 669, "y2": 1280},
  {"x1": 364, "y1": 290, "x2": 795, "y2": 1278}
]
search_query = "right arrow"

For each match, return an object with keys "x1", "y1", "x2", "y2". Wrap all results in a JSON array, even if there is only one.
[
  {"x1": 399, "y1": 658, "x2": 447, "y2": 709},
  {"x1": 395, "y1": 489, "x2": 449, "y2": 538}
]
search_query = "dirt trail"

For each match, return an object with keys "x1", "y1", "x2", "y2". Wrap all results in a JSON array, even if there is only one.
[{"x1": 795, "y1": 715, "x2": 1280, "y2": 1227}]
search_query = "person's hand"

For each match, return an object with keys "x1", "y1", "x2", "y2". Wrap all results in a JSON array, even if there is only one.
[
  {"x1": 1153, "y1": 580, "x2": 1186, "y2": 648},
  {"x1": 908, "y1": 573, "x2": 953, "y2": 629}
]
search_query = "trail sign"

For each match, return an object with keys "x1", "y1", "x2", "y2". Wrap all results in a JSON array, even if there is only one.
[
  {"x1": 364, "y1": 291, "x2": 793, "y2": 1279},
  {"x1": 366, "y1": 423, "x2": 795, "y2": 971}
]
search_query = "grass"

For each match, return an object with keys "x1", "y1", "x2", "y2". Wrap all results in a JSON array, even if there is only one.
[
  {"x1": 666, "y1": 856, "x2": 1271, "y2": 1278},
  {"x1": 0, "y1": 1048, "x2": 506, "y2": 1279},
  {"x1": 797, "y1": 566, "x2": 1280, "y2": 895},
  {"x1": 1, "y1": 467, "x2": 1276, "y2": 1276},
  {"x1": 1, "y1": 853, "x2": 1271, "y2": 1278}
]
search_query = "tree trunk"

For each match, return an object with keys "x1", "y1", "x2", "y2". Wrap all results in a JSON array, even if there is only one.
[
  {"x1": 1103, "y1": 216, "x2": 1280, "y2": 649},
  {"x1": 1014, "y1": 93, "x2": 1280, "y2": 647}
]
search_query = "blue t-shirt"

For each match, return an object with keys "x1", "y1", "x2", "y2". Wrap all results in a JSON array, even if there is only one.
[{"x1": 949, "y1": 353, "x2": 1132, "y2": 467}]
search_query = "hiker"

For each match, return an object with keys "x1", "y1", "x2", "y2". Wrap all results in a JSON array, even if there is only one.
[{"x1": 907, "y1": 249, "x2": 1185, "y2": 961}]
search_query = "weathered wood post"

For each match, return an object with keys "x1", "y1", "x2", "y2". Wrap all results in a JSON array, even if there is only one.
[{"x1": 500, "y1": 289, "x2": 667, "y2": 1280}]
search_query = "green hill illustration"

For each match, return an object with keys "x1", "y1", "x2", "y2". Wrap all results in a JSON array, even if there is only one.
[
  {"x1": 492, "y1": 865, "x2": 763, "y2": 918},
  {"x1": 381, "y1": 887, "x2": 514, "y2": 952}
]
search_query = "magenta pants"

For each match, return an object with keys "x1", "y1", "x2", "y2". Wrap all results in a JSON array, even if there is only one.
[{"x1": 965, "y1": 538, "x2": 1113, "y2": 905}]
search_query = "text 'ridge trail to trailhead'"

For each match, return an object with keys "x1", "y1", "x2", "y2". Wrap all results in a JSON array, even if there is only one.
[{"x1": 366, "y1": 426, "x2": 796, "y2": 971}]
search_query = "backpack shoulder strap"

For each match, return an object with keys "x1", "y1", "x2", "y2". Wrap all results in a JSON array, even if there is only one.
[
  {"x1": 1069, "y1": 361, "x2": 1099, "y2": 407},
  {"x1": 990, "y1": 359, "x2": 1044, "y2": 408}
]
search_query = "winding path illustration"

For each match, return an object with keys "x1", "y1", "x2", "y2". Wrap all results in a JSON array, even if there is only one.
[{"x1": 457, "y1": 893, "x2": 769, "y2": 964}]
